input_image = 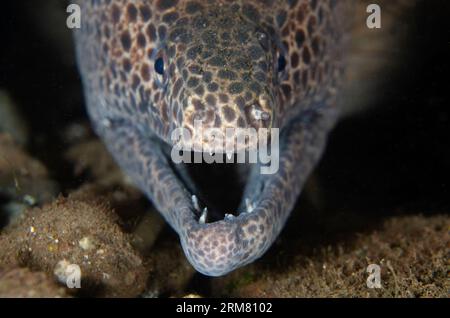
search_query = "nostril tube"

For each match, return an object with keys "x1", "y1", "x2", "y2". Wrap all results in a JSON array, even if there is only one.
[
  {"x1": 251, "y1": 106, "x2": 270, "y2": 121},
  {"x1": 245, "y1": 103, "x2": 272, "y2": 129}
]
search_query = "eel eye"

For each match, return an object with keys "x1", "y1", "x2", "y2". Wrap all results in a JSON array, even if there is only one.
[
  {"x1": 155, "y1": 57, "x2": 164, "y2": 75},
  {"x1": 153, "y1": 50, "x2": 168, "y2": 87},
  {"x1": 277, "y1": 54, "x2": 286, "y2": 73}
]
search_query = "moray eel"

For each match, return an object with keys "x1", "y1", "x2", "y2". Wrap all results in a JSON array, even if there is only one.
[{"x1": 74, "y1": 0, "x2": 351, "y2": 276}]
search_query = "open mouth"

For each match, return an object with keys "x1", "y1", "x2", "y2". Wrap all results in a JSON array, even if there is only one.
[
  {"x1": 150, "y1": 123, "x2": 294, "y2": 276},
  {"x1": 168, "y1": 152, "x2": 261, "y2": 223},
  {"x1": 158, "y1": 118, "x2": 282, "y2": 225}
]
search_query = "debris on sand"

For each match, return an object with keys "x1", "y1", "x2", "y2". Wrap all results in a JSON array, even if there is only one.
[{"x1": 0, "y1": 194, "x2": 148, "y2": 297}]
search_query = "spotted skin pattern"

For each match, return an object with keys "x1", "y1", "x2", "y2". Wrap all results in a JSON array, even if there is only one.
[{"x1": 74, "y1": 0, "x2": 350, "y2": 276}]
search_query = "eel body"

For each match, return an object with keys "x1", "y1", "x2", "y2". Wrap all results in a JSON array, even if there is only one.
[{"x1": 74, "y1": 0, "x2": 351, "y2": 276}]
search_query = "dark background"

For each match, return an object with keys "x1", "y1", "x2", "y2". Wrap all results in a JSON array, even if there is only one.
[{"x1": 0, "y1": 1, "x2": 449, "y2": 216}]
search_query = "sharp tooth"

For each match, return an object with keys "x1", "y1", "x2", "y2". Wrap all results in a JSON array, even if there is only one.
[
  {"x1": 191, "y1": 195, "x2": 200, "y2": 211},
  {"x1": 224, "y1": 213, "x2": 235, "y2": 220},
  {"x1": 199, "y1": 207, "x2": 208, "y2": 224},
  {"x1": 101, "y1": 118, "x2": 111, "y2": 128},
  {"x1": 245, "y1": 198, "x2": 254, "y2": 213}
]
